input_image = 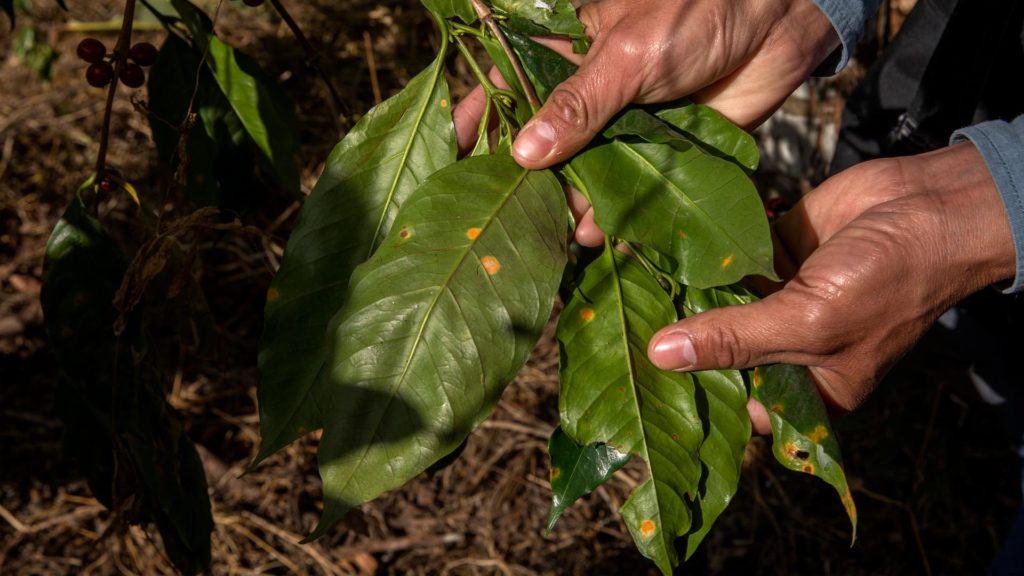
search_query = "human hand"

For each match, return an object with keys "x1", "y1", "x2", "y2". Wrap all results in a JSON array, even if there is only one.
[
  {"x1": 646, "y1": 143, "x2": 1016, "y2": 433},
  {"x1": 454, "y1": 0, "x2": 840, "y2": 168}
]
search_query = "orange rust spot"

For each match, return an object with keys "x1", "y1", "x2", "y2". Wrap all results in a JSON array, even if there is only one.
[
  {"x1": 481, "y1": 256, "x2": 501, "y2": 275},
  {"x1": 802, "y1": 463, "x2": 815, "y2": 474},
  {"x1": 807, "y1": 424, "x2": 829, "y2": 443},
  {"x1": 466, "y1": 227, "x2": 482, "y2": 240},
  {"x1": 752, "y1": 369, "x2": 763, "y2": 388},
  {"x1": 580, "y1": 308, "x2": 596, "y2": 323},
  {"x1": 639, "y1": 520, "x2": 656, "y2": 537},
  {"x1": 721, "y1": 254, "x2": 735, "y2": 269},
  {"x1": 549, "y1": 467, "x2": 561, "y2": 481},
  {"x1": 440, "y1": 99, "x2": 449, "y2": 108},
  {"x1": 399, "y1": 228, "x2": 412, "y2": 240},
  {"x1": 783, "y1": 442, "x2": 799, "y2": 459},
  {"x1": 771, "y1": 403, "x2": 785, "y2": 413},
  {"x1": 267, "y1": 288, "x2": 280, "y2": 302},
  {"x1": 671, "y1": 434, "x2": 680, "y2": 442}
]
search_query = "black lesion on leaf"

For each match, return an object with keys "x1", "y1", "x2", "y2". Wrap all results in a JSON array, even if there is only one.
[{"x1": 795, "y1": 450, "x2": 810, "y2": 460}]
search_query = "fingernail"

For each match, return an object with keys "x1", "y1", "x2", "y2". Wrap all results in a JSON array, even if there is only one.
[
  {"x1": 513, "y1": 120, "x2": 555, "y2": 164},
  {"x1": 651, "y1": 332, "x2": 697, "y2": 371}
]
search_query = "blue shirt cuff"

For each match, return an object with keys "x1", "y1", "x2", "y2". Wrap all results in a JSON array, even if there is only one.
[
  {"x1": 811, "y1": 0, "x2": 882, "y2": 75},
  {"x1": 952, "y1": 116, "x2": 1024, "y2": 294}
]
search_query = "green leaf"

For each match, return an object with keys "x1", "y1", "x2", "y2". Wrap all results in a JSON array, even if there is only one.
[
  {"x1": 308, "y1": 154, "x2": 567, "y2": 540},
  {"x1": 505, "y1": 29, "x2": 576, "y2": 102},
  {"x1": 557, "y1": 246, "x2": 703, "y2": 575},
  {"x1": 753, "y1": 364, "x2": 858, "y2": 539},
  {"x1": 653, "y1": 100, "x2": 760, "y2": 171},
  {"x1": 684, "y1": 369, "x2": 750, "y2": 558},
  {"x1": 570, "y1": 137, "x2": 775, "y2": 289},
  {"x1": 168, "y1": 0, "x2": 299, "y2": 193},
  {"x1": 547, "y1": 426, "x2": 629, "y2": 532},
  {"x1": 421, "y1": 0, "x2": 475, "y2": 23},
  {"x1": 490, "y1": 0, "x2": 585, "y2": 39},
  {"x1": 256, "y1": 46, "x2": 456, "y2": 464}
]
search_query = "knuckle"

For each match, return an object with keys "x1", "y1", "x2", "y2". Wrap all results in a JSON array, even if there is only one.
[
  {"x1": 702, "y1": 323, "x2": 750, "y2": 368},
  {"x1": 546, "y1": 85, "x2": 591, "y2": 132}
]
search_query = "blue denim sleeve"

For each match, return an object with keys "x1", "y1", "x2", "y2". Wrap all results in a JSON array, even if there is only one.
[
  {"x1": 952, "y1": 116, "x2": 1024, "y2": 294},
  {"x1": 812, "y1": 0, "x2": 882, "y2": 75}
]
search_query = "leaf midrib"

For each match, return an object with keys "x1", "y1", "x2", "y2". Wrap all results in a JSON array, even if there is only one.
[
  {"x1": 366, "y1": 42, "x2": 449, "y2": 260},
  {"x1": 605, "y1": 247, "x2": 669, "y2": 553},
  {"x1": 336, "y1": 166, "x2": 533, "y2": 492}
]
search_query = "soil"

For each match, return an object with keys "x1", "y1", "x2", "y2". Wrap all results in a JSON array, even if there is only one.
[{"x1": 1, "y1": 1, "x2": 1020, "y2": 575}]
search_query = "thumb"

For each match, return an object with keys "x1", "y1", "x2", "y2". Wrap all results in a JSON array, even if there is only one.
[
  {"x1": 512, "y1": 42, "x2": 641, "y2": 169},
  {"x1": 647, "y1": 294, "x2": 806, "y2": 372}
]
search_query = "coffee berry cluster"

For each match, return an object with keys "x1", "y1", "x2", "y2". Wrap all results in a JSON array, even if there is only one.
[{"x1": 77, "y1": 38, "x2": 158, "y2": 89}]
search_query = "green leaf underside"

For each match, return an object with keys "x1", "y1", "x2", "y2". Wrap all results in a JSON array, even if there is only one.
[
  {"x1": 421, "y1": 0, "x2": 475, "y2": 23},
  {"x1": 547, "y1": 426, "x2": 629, "y2": 532},
  {"x1": 490, "y1": 0, "x2": 585, "y2": 39},
  {"x1": 167, "y1": 0, "x2": 299, "y2": 193},
  {"x1": 308, "y1": 154, "x2": 567, "y2": 540},
  {"x1": 754, "y1": 364, "x2": 858, "y2": 540},
  {"x1": 685, "y1": 286, "x2": 857, "y2": 539},
  {"x1": 653, "y1": 100, "x2": 760, "y2": 171},
  {"x1": 255, "y1": 48, "x2": 456, "y2": 464},
  {"x1": 571, "y1": 138, "x2": 774, "y2": 288},
  {"x1": 557, "y1": 246, "x2": 703, "y2": 575}
]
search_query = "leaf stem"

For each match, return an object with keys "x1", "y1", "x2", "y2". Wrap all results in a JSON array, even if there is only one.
[
  {"x1": 469, "y1": 0, "x2": 541, "y2": 113},
  {"x1": 94, "y1": 0, "x2": 137, "y2": 186},
  {"x1": 622, "y1": 240, "x2": 681, "y2": 300}
]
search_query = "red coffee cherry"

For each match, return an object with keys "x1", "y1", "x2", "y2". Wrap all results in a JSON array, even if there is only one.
[
  {"x1": 76, "y1": 38, "x2": 107, "y2": 64},
  {"x1": 98, "y1": 179, "x2": 113, "y2": 192},
  {"x1": 119, "y1": 63, "x2": 146, "y2": 88},
  {"x1": 86, "y1": 61, "x2": 114, "y2": 88},
  {"x1": 128, "y1": 42, "x2": 158, "y2": 67}
]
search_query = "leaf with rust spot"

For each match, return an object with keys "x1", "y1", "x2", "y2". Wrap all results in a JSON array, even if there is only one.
[{"x1": 547, "y1": 426, "x2": 629, "y2": 532}]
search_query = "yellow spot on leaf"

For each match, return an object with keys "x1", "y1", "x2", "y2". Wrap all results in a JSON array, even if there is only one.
[
  {"x1": 441, "y1": 99, "x2": 449, "y2": 108},
  {"x1": 466, "y1": 227, "x2": 482, "y2": 240},
  {"x1": 721, "y1": 254, "x2": 735, "y2": 269},
  {"x1": 771, "y1": 403, "x2": 784, "y2": 413},
  {"x1": 807, "y1": 424, "x2": 829, "y2": 443},
  {"x1": 802, "y1": 463, "x2": 815, "y2": 474},
  {"x1": 752, "y1": 369, "x2": 763, "y2": 388},
  {"x1": 399, "y1": 228, "x2": 412, "y2": 240},
  {"x1": 481, "y1": 256, "x2": 501, "y2": 275},
  {"x1": 580, "y1": 308, "x2": 595, "y2": 323},
  {"x1": 550, "y1": 467, "x2": 561, "y2": 481},
  {"x1": 640, "y1": 520, "x2": 656, "y2": 537},
  {"x1": 267, "y1": 288, "x2": 280, "y2": 302},
  {"x1": 783, "y1": 442, "x2": 799, "y2": 460},
  {"x1": 671, "y1": 433, "x2": 680, "y2": 442}
]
